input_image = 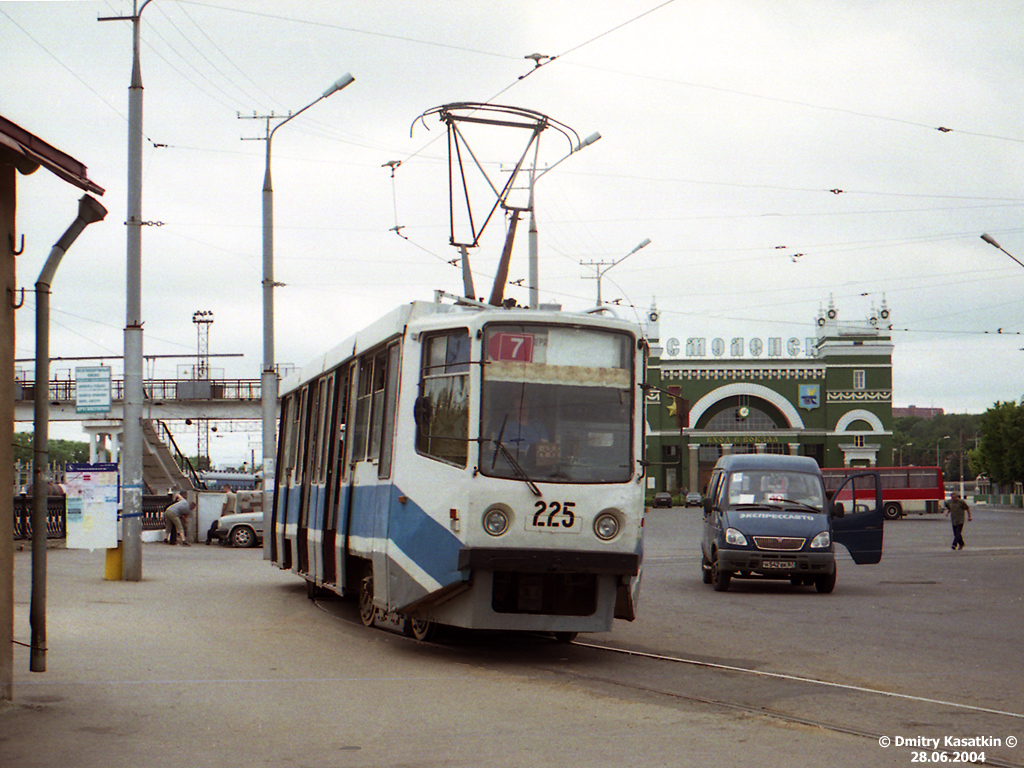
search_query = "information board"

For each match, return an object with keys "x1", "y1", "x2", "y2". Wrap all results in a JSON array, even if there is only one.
[
  {"x1": 64, "y1": 462, "x2": 119, "y2": 550},
  {"x1": 76, "y1": 366, "x2": 112, "y2": 414}
]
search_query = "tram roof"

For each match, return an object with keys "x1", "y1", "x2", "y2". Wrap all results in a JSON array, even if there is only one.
[{"x1": 281, "y1": 299, "x2": 642, "y2": 395}]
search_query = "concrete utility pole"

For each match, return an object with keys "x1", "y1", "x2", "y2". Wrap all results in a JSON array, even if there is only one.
[
  {"x1": 240, "y1": 73, "x2": 354, "y2": 558},
  {"x1": 100, "y1": 0, "x2": 153, "y2": 580}
]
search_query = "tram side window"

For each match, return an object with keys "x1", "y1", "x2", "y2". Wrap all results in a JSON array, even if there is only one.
[
  {"x1": 302, "y1": 380, "x2": 322, "y2": 486},
  {"x1": 294, "y1": 387, "x2": 310, "y2": 486},
  {"x1": 353, "y1": 357, "x2": 374, "y2": 462},
  {"x1": 334, "y1": 365, "x2": 351, "y2": 480},
  {"x1": 378, "y1": 343, "x2": 400, "y2": 479},
  {"x1": 279, "y1": 396, "x2": 297, "y2": 483},
  {"x1": 369, "y1": 350, "x2": 389, "y2": 460},
  {"x1": 415, "y1": 330, "x2": 470, "y2": 467},
  {"x1": 352, "y1": 343, "x2": 401, "y2": 474}
]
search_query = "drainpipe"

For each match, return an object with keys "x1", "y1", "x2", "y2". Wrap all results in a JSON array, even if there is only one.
[{"x1": 31, "y1": 194, "x2": 108, "y2": 673}]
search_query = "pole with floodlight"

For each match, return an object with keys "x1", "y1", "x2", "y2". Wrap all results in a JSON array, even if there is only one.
[
  {"x1": 258, "y1": 74, "x2": 354, "y2": 558},
  {"x1": 527, "y1": 131, "x2": 601, "y2": 308}
]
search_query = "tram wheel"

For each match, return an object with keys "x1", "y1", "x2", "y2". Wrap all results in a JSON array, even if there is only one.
[
  {"x1": 358, "y1": 574, "x2": 376, "y2": 627},
  {"x1": 553, "y1": 632, "x2": 578, "y2": 644},
  {"x1": 405, "y1": 616, "x2": 436, "y2": 642}
]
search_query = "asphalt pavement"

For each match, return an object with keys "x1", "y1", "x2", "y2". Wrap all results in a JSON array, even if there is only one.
[{"x1": 3, "y1": 502, "x2": 1021, "y2": 768}]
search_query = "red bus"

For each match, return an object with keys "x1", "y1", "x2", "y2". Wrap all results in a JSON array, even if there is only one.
[{"x1": 822, "y1": 466, "x2": 944, "y2": 520}]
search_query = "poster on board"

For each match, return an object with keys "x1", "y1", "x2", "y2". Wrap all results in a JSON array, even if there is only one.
[{"x1": 64, "y1": 462, "x2": 119, "y2": 550}]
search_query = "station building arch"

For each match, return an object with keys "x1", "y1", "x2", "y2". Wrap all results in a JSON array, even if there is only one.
[{"x1": 690, "y1": 383, "x2": 805, "y2": 430}]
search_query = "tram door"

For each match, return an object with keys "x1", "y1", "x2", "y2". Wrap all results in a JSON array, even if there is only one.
[
  {"x1": 346, "y1": 343, "x2": 401, "y2": 608},
  {"x1": 319, "y1": 367, "x2": 348, "y2": 587},
  {"x1": 296, "y1": 382, "x2": 319, "y2": 577}
]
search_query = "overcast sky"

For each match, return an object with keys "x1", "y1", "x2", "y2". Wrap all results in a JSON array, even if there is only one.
[{"x1": 3, "y1": 0, "x2": 1023, "y2": 465}]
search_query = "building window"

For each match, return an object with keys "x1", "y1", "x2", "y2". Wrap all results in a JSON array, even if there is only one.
[
  {"x1": 853, "y1": 435, "x2": 865, "y2": 448},
  {"x1": 853, "y1": 369, "x2": 866, "y2": 390}
]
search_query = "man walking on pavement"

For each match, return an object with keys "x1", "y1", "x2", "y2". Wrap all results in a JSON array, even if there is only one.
[{"x1": 943, "y1": 492, "x2": 972, "y2": 550}]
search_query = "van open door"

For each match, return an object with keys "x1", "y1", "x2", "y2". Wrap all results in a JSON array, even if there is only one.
[{"x1": 830, "y1": 470, "x2": 884, "y2": 565}]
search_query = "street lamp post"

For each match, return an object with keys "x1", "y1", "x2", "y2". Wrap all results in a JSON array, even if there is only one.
[
  {"x1": 898, "y1": 442, "x2": 911, "y2": 466},
  {"x1": 260, "y1": 74, "x2": 354, "y2": 557},
  {"x1": 527, "y1": 131, "x2": 601, "y2": 308},
  {"x1": 936, "y1": 435, "x2": 951, "y2": 471},
  {"x1": 584, "y1": 238, "x2": 652, "y2": 306}
]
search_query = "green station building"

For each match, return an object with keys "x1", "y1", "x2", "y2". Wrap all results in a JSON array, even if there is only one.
[{"x1": 643, "y1": 299, "x2": 895, "y2": 497}]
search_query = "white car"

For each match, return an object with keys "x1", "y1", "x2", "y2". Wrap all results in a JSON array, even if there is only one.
[{"x1": 212, "y1": 510, "x2": 264, "y2": 548}]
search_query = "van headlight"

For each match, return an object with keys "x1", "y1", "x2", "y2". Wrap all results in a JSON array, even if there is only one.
[
  {"x1": 483, "y1": 508, "x2": 510, "y2": 536},
  {"x1": 725, "y1": 528, "x2": 748, "y2": 546},
  {"x1": 593, "y1": 513, "x2": 620, "y2": 541},
  {"x1": 810, "y1": 531, "x2": 831, "y2": 548}
]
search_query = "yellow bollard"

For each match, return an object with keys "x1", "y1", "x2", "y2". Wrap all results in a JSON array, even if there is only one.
[{"x1": 104, "y1": 542, "x2": 123, "y2": 580}]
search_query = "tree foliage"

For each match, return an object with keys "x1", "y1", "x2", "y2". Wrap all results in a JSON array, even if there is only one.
[
  {"x1": 13, "y1": 432, "x2": 90, "y2": 466},
  {"x1": 976, "y1": 401, "x2": 1024, "y2": 485},
  {"x1": 892, "y1": 412, "x2": 980, "y2": 480}
]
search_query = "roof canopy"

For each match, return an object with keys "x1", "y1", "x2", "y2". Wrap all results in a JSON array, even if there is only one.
[{"x1": 0, "y1": 114, "x2": 104, "y2": 195}]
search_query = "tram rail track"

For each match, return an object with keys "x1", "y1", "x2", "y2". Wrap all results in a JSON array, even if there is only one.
[
  {"x1": 315, "y1": 594, "x2": 1023, "y2": 767},
  {"x1": 563, "y1": 638, "x2": 1024, "y2": 768}
]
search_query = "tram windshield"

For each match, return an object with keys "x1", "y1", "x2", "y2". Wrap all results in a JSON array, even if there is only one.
[{"x1": 480, "y1": 323, "x2": 634, "y2": 484}]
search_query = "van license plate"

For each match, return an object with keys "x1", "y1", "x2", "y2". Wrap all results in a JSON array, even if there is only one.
[{"x1": 763, "y1": 560, "x2": 795, "y2": 569}]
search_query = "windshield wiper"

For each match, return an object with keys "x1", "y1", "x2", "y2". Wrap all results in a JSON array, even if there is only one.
[
  {"x1": 489, "y1": 415, "x2": 541, "y2": 496},
  {"x1": 767, "y1": 498, "x2": 822, "y2": 512},
  {"x1": 492, "y1": 439, "x2": 542, "y2": 497}
]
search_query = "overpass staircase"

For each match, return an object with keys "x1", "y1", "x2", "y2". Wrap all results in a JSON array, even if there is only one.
[{"x1": 141, "y1": 420, "x2": 204, "y2": 495}]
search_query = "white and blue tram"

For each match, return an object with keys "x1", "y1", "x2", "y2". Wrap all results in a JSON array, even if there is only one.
[{"x1": 271, "y1": 295, "x2": 646, "y2": 640}]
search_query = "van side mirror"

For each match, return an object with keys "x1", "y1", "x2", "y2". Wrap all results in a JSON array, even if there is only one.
[
  {"x1": 702, "y1": 497, "x2": 713, "y2": 518},
  {"x1": 831, "y1": 501, "x2": 845, "y2": 518}
]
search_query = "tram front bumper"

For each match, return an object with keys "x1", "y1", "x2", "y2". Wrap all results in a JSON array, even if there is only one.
[
  {"x1": 458, "y1": 547, "x2": 641, "y2": 622},
  {"x1": 458, "y1": 547, "x2": 640, "y2": 576}
]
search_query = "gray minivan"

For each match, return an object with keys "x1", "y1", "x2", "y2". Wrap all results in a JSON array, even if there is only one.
[{"x1": 700, "y1": 454, "x2": 883, "y2": 593}]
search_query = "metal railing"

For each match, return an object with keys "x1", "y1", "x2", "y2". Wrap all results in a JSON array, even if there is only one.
[
  {"x1": 12, "y1": 494, "x2": 174, "y2": 539},
  {"x1": 14, "y1": 377, "x2": 262, "y2": 402},
  {"x1": 151, "y1": 419, "x2": 206, "y2": 490}
]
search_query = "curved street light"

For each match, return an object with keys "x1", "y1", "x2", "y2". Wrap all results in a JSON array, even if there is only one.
[
  {"x1": 527, "y1": 132, "x2": 601, "y2": 308},
  {"x1": 587, "y1": 238, "x2": 652, "y2": 306},
  {"x1": 261, "y1": 74, "x2": 355, "y2": 549},
  {"x1": 981, "y1": 233, "x2": 1024, "y2": 270}
]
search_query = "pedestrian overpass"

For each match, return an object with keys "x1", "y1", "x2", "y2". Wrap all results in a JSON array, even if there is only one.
[{"x1": 14, "y1": 376, "x2": 274, "y2": 494}]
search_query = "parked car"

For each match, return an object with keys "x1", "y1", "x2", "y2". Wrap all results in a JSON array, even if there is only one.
[
  {"x1": 652, "y1": 492, "x2": 673, "y2": 508},
  {"x1": 212, "y1": 510, "x2": 264, "y2": 548},
  {"x1": 684, "y1": 491, "x2": 702, "y2": 507},
  {"x1": 700, "y1": 454, "x2": 883, "y2": 593}
]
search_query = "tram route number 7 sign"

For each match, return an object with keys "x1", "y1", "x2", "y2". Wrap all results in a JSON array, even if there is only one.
[{"x1": 488, "y1": 332, "x2": 535, "y2": 363}]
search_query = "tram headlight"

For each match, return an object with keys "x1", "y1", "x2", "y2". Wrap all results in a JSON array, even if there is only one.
[
  {"x1": 483, "y1": 508, "x2": 510, "y2": 536},
  {"x1": 593, "y1": 512, "x2": 620, "y2": 541}
]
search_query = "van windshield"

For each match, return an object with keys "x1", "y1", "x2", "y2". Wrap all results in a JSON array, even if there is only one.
[{"x1": 726, "y1": 470, "x2": 824, "y2": 511}]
